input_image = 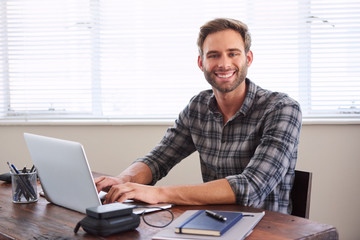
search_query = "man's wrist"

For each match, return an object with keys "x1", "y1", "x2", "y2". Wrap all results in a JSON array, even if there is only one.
[
  {"x1": 116, "y1": 174, "x2": 132, "y2": 184},
  {"x1": 155, "y1": 186, "x2": 171, "y2": 203}
]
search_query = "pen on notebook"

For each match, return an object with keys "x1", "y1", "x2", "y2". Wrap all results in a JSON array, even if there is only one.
[{"x1": 205, "y1": 210, "x2": 227, "y2": 222}]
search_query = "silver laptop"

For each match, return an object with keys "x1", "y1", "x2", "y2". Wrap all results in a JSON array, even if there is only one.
[{"x1": 24, "y1": 133, "x2": 172, "y2": 214}]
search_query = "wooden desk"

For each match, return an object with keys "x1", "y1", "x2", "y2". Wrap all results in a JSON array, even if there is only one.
[{"x1": 0, "y1": 180, "x2": 338, "y2": 240}]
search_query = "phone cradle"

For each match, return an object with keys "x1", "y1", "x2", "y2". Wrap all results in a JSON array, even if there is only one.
[{"x1": 74, "y1": 203, "x2": 140, "y2": 237}]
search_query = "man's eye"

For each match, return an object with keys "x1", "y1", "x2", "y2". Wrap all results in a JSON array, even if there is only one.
[
  {"x1": 208, "y1": 55, "x2": 217, "y2": 58},
  {"x1": 229, "y1": 53, "x2": 239, "y2": 57}
]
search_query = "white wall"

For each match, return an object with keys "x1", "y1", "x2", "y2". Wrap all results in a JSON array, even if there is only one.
[{"x1": 0, "y1": 123, "x2": 359, "y2": 239}]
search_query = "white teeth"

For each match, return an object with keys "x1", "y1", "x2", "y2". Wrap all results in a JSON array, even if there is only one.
[{"x1": 217, "y1": 73, "x2": 233, "y2": 78}]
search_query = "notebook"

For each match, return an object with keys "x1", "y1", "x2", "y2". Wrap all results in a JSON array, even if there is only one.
[
  {"x1": 24, "y1": 133, "x2": 172, "y2": 214},
  {"x1": 175, "y1": 210, "x2": 243, "y2": 236},
  {"x1": 153, "y1": 210, "x2": 265, "y2": 240}
]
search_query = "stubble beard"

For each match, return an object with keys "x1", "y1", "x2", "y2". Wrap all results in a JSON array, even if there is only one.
[{"x1": 203, "y1": 61, "x2": 248, "y2": 93}]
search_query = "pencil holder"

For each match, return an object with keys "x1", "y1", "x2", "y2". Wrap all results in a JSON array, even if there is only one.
[{"x1": 11, "y1": 171, "x2": 38, "y2": 203}]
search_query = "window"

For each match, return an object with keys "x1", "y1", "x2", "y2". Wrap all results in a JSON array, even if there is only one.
[{"x1": 1, "y1": 0, "x2": 359, "y2": 121}]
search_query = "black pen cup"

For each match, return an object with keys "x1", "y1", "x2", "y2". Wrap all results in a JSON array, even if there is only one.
[{"x1": 11, "y1": 171, "x2": 38, "y2": 203}]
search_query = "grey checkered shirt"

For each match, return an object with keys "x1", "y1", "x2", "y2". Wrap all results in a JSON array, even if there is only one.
[{"x1": 136, "y1": 78, "x2": 302, "y2": 214}]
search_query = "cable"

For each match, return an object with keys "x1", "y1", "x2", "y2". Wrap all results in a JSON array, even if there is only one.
[{"x1": 136, "y1": 206, "x2": 174, "y2": 228}]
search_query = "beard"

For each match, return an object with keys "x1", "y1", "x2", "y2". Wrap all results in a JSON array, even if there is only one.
[{"x1": 203, "y1": 61, "x2": 248, "y2": 93}]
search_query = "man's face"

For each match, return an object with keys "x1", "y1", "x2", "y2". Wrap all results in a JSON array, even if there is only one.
[{"x1": 198, "y1": 29, "x2": 253, "y2": 93}]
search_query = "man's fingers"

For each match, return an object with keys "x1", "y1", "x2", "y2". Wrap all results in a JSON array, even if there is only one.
[
  {"x1": 105, "y1": 183, "x2": 135, "y2": 203},
  {"x1": 95, "y1": 176, "x2": 114, "y2": 192},
  {"x1": 94, "y1": 176, "x2": 106, "y2": 184}
]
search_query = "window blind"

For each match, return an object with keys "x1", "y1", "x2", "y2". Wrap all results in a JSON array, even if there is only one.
[{"x1": 0, "y1": 0, "x2": 359, "y2": 121}]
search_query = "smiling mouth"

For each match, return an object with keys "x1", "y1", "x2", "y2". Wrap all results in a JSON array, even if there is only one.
[{"x1": 215, "y1": 71, "x2": 236, "y2": 79}]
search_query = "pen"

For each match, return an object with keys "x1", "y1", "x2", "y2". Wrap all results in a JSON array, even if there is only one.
[
  {"x1": 7, "y1": 162, "x2": 15, "y2": 173},
  {"x1": 205, "y1": 210, "x2": 227, "y2": 222},
  {"x1": 11, "y1": 164, "x2": 20, "y2": 174}
]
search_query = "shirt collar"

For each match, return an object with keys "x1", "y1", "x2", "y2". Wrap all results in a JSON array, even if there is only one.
[{"x1": 207, "y1": 78, "x2": 257, "y2": 118}]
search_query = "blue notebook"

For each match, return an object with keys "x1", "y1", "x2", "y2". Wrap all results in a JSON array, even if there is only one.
[{"x1": 175, "y1": 210, "x2": 243, "y2": 236}]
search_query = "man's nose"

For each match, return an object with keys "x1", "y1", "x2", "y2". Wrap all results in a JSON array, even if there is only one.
[{"x1": 217, "y1": 54, "x2": 231, "y2": 68}]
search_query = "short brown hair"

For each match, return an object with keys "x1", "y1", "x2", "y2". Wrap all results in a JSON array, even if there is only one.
[{"x1": 197, "y1": 18, "x2": 251, "y2": 57}]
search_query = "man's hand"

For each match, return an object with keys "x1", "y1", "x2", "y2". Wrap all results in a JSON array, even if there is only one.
[
  {"x1": 104, "y1": 182, "x2": 161, "y2": 204},
  {"x1": 94, "y1": 175, "x2": 130, "y2": 193},
  {"x1": 94, "y1": 162, "x2": 155, "y2": 204},
  {"x1": 95, "y1": 175, "x2": 162, "y2": 204},
  {"x1": 95, "y1": 162, "x2": 153, "y2": 194}
]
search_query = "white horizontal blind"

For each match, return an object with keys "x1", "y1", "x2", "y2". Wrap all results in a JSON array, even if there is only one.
[
  {"x1": 307, "y1": 0, "x2": 360, "y2": 117},
  {"x1": 0, "y1": 0, "x2": 359, "y2": 121},
  {"x1": 246, "y1": 0, "x2": 360, "y2": 118},
  {"x1": 0, "y1": 0, "x2": 95, "y2": 118}
]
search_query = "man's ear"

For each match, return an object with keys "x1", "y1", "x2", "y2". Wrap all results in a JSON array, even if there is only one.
[
  {"x1": 246, "y1": 50, "x2": 253, "y2": 67},
  {"x1": 197, "y1": 55, "x2": 204, "y2": 71}
]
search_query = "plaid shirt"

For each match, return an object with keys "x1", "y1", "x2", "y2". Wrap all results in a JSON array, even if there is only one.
[{"x1": 136, "y1": 78, "x2": 302, "y2": 214}]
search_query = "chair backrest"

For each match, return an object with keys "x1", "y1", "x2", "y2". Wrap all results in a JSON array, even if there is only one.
[{"x1": 290, "y1": 170, "x2": 312, "y2": 218}]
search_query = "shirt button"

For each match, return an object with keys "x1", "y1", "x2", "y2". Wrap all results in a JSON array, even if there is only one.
[{"x1": 221, "y1": 139, "x2": 226, "y2": 143}]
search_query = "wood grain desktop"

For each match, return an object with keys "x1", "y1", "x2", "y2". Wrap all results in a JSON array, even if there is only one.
[{"x1": 0, "y1": 173, "x2": 338, "y2": 240}]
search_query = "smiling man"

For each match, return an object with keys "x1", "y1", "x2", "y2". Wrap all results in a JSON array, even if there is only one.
[
  {"x1": 95, "y1": 18, "x2": 302, "y2": 214},
  {"x1": 198, "y1": 27, "x2": 252, "y2": 124}
]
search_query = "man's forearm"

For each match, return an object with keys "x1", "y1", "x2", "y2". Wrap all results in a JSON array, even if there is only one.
[
  {"x1": 117, "y1": 162, "x2": 153, "y2": 185},
  {"x1": 157, "y1": 178, "x2": 236, "y2": 205},
  {"x1": 99, "y1": 170, "x2": 236, "y2": 205}
]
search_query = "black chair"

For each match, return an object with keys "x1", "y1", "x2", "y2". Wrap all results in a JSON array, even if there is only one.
[{"x1": 290, "y1": 170, "x2": 312, "y2": 219}]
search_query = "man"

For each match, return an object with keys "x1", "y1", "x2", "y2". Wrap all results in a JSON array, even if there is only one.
[{"x1": 95, "y1": 18, "x2": 302, "y2": 214}]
